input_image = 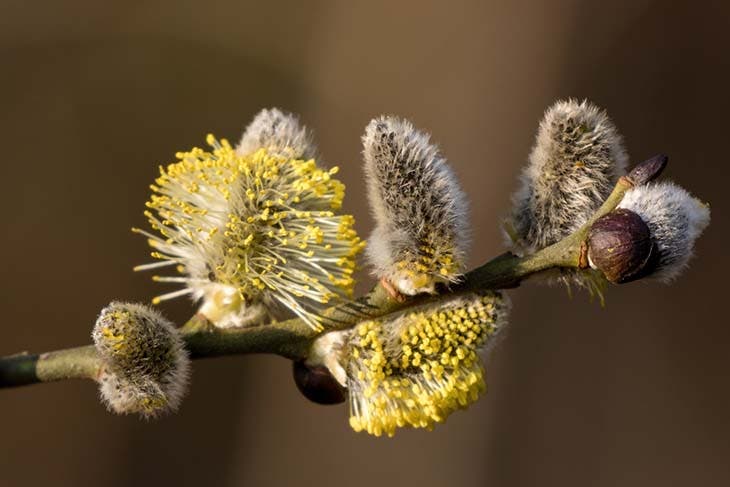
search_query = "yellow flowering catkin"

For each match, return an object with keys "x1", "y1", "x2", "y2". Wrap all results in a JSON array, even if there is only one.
[
  {"x1": 135, "y1": 135, "x2": 365, "y2": 329},
  {"x1": 346, "y1": 291, "x2": 509, "y2": 437}
]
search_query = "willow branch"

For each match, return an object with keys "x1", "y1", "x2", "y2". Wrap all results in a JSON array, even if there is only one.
[{"x1": 0, "y1": 170, "x2": 649, "y2": 390}]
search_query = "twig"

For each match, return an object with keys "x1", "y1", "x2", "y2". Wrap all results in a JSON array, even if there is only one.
[{"x1": 0, "y1": 174, "x2": 642, "y2": 389}]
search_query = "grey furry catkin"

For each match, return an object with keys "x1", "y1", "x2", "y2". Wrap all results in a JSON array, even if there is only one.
[
  {"x1": 93, "y1": 302, "x2": 190, "y2": 418},
  {"x1": 362, "y1": 115, "x2": 469, "y2": 295},
  {"x1": 617, "y1": 181, "x2": 710, "y2": 281},
  {"x1": 509, "y1": 99, "x2": 628, "y2": 254},
  {"x1": 236, "y1": 107, "x2": 317, "y2": 159}
]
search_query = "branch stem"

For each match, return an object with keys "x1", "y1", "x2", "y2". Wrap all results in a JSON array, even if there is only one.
[{"x1": 0, "y1": 174, "x2": 638, "y2": 390}]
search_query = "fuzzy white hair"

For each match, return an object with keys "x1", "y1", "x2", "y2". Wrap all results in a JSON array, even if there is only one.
[
  {"x1": 362, "y1": 115, "x2": 470, "y2": 295},
  {"x1": 618, "y1": 182, "x2": 710, "y2": 282},
  {"x1": 236, "y1": 107, "x2": 317, "y2": 159},
  {"x1": 509, "y1": 99, "x2": 628, "y2": 254}
]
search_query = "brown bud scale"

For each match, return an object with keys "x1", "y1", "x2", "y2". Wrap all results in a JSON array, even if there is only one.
[
  {"x1": 292, "y1": 360, "x2": 346, "y2": 405},
  {"x1": 626, "y1": 154, "x2": 668, "y2": 186},
  {"x1": 587, "y1": 209, "x2": 653, "y2": 284}
]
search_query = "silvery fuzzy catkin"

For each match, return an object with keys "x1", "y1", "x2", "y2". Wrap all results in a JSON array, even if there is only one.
[
  {"x1": 93, "y1": 302, "x2": 190, "y2": 419},
  {"x1": 617, "y1": 181, "x2": 710, "y2": 281},
  {"x1": 509, "y1": 99, "x2": 628, "y2": 254},
  {"x1": 362, "y1": 115, "x2": 469, "y2": 295}
]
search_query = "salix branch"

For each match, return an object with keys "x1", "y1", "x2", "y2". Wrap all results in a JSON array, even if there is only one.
[
  {"x1": 0, "y1": 165, "x2": 646, "y2": 389},
  {"x1": 0, "y1": 245, "x2": 556, "y2": 388},
  {"x1": 0, "y1": 103, "x2": 710, "y2": 437}
]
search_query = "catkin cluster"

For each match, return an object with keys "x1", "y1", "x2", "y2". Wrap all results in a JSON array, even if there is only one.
[
  {"x1": 506, "y1": 99, "x2": 709, "y2": 289},
  {"x1": 87, "y1": 102, "x2": 708, "y2": 435},
  {"x1": 304, "y1": 101, "x2": 708, "y2": 435}
]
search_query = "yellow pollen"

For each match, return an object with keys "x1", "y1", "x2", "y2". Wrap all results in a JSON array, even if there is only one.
[
  {"x1": 347, "y1": 293, "x2": 505, "y2": 436},
  {"x1": 136, "y1": 136, "x2": 364, "y2": 330}
]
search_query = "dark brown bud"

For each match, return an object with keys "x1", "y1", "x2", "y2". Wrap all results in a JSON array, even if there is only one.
[
  {"x1": 587, "y1": 209, "x2": 654, "y2": 284},
  {"x1": 292, "y1": 360, "x2": 346, "y2": 405},
  {"x1": 626, "y1": 154, "x2": 668, "y2": 186}
]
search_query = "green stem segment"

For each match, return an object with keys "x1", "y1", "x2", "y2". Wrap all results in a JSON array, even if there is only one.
[
  {"x1": 0, "y1": 347, "x2": 101, "y2": 387},
  {"x1": 0, "y1": 176, "x2": 637, "y2": 389}
]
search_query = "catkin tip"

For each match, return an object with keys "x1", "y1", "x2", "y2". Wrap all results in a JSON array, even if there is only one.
[{"x1": 236, "y1": 107, "x2": 317, "y2": 160}]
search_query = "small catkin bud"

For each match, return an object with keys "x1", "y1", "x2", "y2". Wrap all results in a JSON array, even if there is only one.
[
  {"x1": 292, "y1": 361, "x2": 346, "y2": 405},
  {"x1": 362, "y1": 115, "x2": 469, "y2": 295},
  {"x1": 617, "y1": 182, "x2": 710, "y2": 281},
  {"x1": 344, "y1": 291, "x2": 510, "y2": 437},
  {"x1": 626, "y1": 154, "x2": 668, "y2": 186},
  {"x1": 236, "y1": 107, "x2": 317, "y2": 159},
  {"x1": 508, "y1": 99, "x2": 628, "y2": 254},
  {"x1": 93, "y1": 302, "x2": 190, "y2": 419},
  {"x1": 587, "y1": 209, "x2": 654, "y2": 284}
]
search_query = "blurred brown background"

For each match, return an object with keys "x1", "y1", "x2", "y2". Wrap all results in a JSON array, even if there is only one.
[{"x1": 1, "y1": 1, "x2": 728, "y2": 486}]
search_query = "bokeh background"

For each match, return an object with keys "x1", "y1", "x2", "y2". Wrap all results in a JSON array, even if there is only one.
[{"x1": 1, "y1": 1, "x2": 728, "y2": 486}]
